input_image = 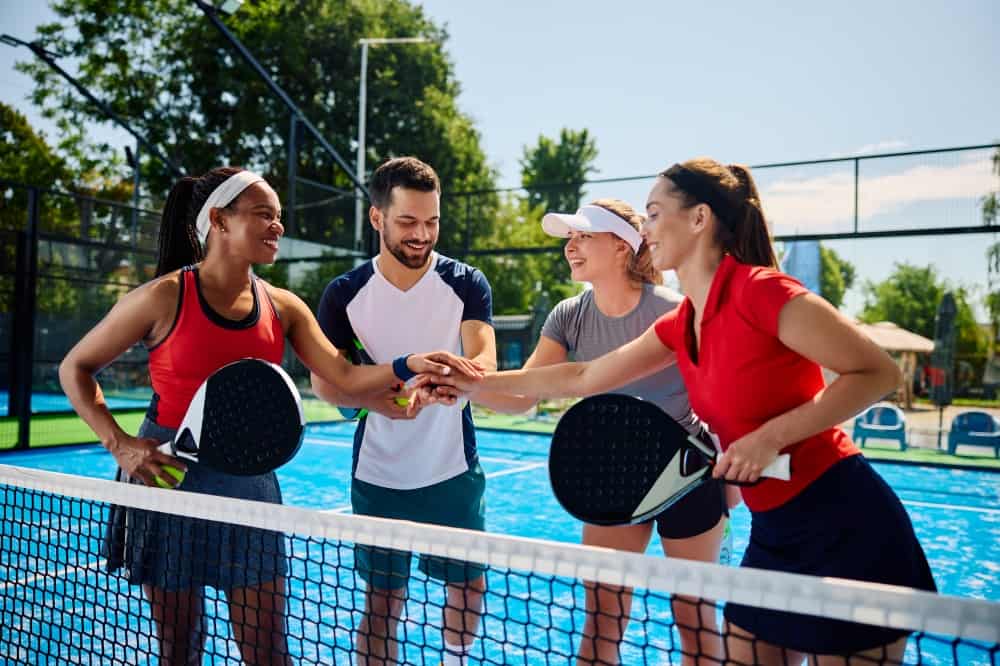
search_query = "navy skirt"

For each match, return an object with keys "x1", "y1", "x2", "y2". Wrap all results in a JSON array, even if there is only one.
[
  {"x1": 103, "y1": 418, "x2": 288, "y2": 591},
  {"x1": 724, "y1": 454, "x2": 936, "y2": 655}
]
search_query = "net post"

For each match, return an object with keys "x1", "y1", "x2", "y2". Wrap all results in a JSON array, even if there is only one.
[{"x1": 11, "y1": 187, "x2": 39, "y2": 450}]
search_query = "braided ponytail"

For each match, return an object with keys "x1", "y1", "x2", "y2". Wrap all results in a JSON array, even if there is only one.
[{"x1": 155, "y1": 177, "x2": 202, "y2": 277}]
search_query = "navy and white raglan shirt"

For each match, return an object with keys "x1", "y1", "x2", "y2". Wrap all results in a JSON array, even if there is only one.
[{"x1": 316, "y1": 252, "x2": 493, "y2": 490}]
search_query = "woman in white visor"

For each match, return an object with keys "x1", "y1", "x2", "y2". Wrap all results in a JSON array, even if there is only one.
[{"x1": 473, "y1": 199, "x2": 730, "y2": 665}]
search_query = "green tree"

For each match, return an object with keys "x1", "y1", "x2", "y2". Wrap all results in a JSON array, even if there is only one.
[
  {"x1": 473, "y1": 129, "x2": 600, "y2": 314},
  {"x1": 0, "y1": 102, "x2": 125, "y2": 322},
  {"x1": 861, "y1": 262, "x2": 988, "y2": 364},
  {"x1": 818, "y1": 244, "x2": 856, "y2": 309},
  {"x1": 988, "y1": 244, "x2": 1000, "y2": 340},
  {"x1": 20, "y1": 0, "x2": 497, "y2": 250},
  {"x1": 0, "y1": 102, "x2": 73, "y2": 193},
  {"x1": 475, "y1": 196, "x2": 582, "y2": 315},
  {"x1": 520, "y1": 128, "x2": 599, "y2": 213}
]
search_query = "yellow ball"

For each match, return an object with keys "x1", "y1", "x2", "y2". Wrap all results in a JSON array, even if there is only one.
[
  {"x1": 155, "y1": 465, "x2": 186, "y2": 489},
  {"x1": 394, "y1": 396, "x2": 410, "y2": 407}
]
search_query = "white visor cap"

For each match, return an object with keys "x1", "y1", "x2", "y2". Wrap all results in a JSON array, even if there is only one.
[{"x1": 541, "y1": 204, "x2": 642, "y2": 253}]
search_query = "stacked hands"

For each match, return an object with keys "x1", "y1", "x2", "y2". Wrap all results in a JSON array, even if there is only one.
[
  {"x1": 408, "y1": 366, "x2": 784, "y2": 487},
  {"x1": 392, "y1": 351, "x2": 484, "y2": 417}
]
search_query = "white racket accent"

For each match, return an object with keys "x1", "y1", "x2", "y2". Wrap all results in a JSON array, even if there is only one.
[
  {"x1": 762, "y1": 453, "x2": 792, "y2": 481},
  {"x1": 633, "y1": 451, "x2": 706, "y2": 518},
  {"x1": 157, "y1": 441, "x2": 197, "y2": 462}
]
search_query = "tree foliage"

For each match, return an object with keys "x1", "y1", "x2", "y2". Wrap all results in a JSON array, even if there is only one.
[
  {"x1": 860, "y1": 263, "x2": 988, "y2": 361},
  {"x1": 817, "y1": 244, "x2": 856, "y2": 309},
  {"x1": 0, "y1": 102, "x2": 126, "y2": 317},
  {"x1": 473, "y1": 129, "x2": 599, "y2": 314},
  {"x1": 0, "y1": 102, "x2": 73, "y2": 192},
  {"x1": 475, "y1": 196, "x2": 580, "y2": 315},
  {"x1": 520, "y1": 128, "x2": 598, "y2": 214},
  {"x1": 19, "y1": 0, "x2": 496, "y2": 251}
]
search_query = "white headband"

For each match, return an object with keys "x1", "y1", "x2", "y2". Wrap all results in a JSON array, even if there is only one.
[
  {"x1": 195, "y1": 170, "x2": 267, "y2": 244},
  {"x1": 541, "y1": 204, "x2": 643, "y2": 252}
]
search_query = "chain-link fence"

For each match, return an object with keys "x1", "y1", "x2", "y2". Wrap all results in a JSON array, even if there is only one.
[{"x1": 3, "y1": 144, "x2": 997, "y2": 449}]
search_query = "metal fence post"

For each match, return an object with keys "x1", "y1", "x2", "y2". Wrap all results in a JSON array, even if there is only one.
[
  {"x1": 12, "y1": 187, "x2": 39, "y2": 449},
  {"x1": 853, "y1": 158, "x2": 860, "y2": 234}
]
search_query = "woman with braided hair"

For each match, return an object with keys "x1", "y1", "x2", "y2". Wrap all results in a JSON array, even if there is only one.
[{"x1": 60, "y1": 167, "x2": 481, "y2": 665}]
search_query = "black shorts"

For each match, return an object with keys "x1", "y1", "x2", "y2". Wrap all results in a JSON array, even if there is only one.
[
  {"x1": 724, "y1": 454, "x2": 936, "y2": 655},
  {"x1": 647, "y1": 476, "x2": 727, "y2": 539}
]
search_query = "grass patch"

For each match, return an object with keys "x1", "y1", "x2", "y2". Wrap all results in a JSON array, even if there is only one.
[
  {"x1": 857, "y1": 443, "x2": 1000, "y2": 469},
  {"x1": 914, "y1": 397, "x2": 999, "y2": 409},
  {"x1": 0, "y1": 410, "x2": 146, "y2": 450},
  {"x1": 0, "y1": 399, "x2": 348, "y2": 451}
]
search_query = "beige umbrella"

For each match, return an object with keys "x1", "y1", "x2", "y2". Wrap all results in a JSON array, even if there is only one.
[
  {"x1": 855, "y1": 321, "x2": 935, "y2": 408},
  {"x1": 855, "y1": 321, "x2": 935, "y2": 353}
]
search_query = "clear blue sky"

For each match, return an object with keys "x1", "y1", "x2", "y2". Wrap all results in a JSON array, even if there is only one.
[{"x1": 2, "y1": 1, "x2": 998, "y2": 318}]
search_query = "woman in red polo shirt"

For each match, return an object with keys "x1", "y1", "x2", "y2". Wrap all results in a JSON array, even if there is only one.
[
  {"x1": 434, "y1": 158, "x2": 935, "y2": 663},
  {"x1": 59, "y1": 167, "x2": 480, "y2": 665}
]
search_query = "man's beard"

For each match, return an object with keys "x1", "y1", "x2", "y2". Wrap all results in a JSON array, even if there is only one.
[{"x1": 386, "y1": 237, "x2": 433, "y2": 269}]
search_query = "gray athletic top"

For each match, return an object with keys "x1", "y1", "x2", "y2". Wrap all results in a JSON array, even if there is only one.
[{"x1": 540, "y1": 283, "x2": 698, "y2": 433}]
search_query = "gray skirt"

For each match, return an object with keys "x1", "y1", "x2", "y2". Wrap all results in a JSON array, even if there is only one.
[{"x1": 103, "y1": 418, "x2": 288, "y2": 591}]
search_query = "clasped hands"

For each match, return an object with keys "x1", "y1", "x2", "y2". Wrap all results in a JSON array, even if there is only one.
[{"x1": 381, "y1": 351, "x2": 484, "y2": 419}]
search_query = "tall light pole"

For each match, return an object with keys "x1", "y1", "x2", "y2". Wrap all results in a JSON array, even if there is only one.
[{"x1": 355, "y1": 36, "x2": 428, "y2": 263}]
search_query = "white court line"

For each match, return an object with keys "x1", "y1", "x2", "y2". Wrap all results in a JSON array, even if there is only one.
[
  {"x1": 901, "y1": 499, "x2": 1000, "y2": 515},
  {"x1": 1, "y1": 558, "x2": 105, "y2": 593},
  {"x1": 486, "y1": 462, "x2": 545, "y2": 479},
  {"x1": 304, "y1": 436, "x2": 542, "y2": 467}
]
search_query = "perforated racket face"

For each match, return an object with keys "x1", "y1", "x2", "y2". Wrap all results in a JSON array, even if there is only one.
[
  {"x1": 193, "y1": 359, "x2": 305, "y2": 476},
  {"x1": 548, "y1": 394, "x2": 701, "y2": 525}
]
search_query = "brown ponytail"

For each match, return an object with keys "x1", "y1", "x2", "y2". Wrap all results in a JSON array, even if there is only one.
[
  {"x1": 589, "y1": 198, "x2": 663, "y2": 286},
  {"x1": 659, "y1": 158, "x2": 778, "y2": 269},
  {"x1": 726, "y1": 163, "x2": 778, "y2": 269},
  {"x1": 154, "y1": 166, "x2": 246, "y2": 277}
]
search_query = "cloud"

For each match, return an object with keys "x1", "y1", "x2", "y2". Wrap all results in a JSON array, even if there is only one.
[
  {"x1": 760, "y1": 154, "x2": 997, "y2": 233},
  {"x1": 829, "y1": 140, "x2": 909, "y2": 158}
]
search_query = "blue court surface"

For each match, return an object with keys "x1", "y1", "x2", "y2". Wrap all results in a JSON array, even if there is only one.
[
  {"x1": 1, "y1": 422, "x2": 998, "y2": 664},
  {"x1": 0, "y1": 390, "x2": 150, "y2": 414}
]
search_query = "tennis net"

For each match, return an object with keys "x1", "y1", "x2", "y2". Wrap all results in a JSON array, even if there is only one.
[{"x1": 1, "y1": 463, "x2": 997, "y2": 665}]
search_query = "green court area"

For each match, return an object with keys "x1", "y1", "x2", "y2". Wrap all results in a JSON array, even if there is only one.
[{"x1": 0, "y1": 400, "x2": 346, "y2": 451}]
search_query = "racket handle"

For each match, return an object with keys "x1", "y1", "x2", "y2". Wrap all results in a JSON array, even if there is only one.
[{"x1": 761, "y1": 453, "x2": 792, "y2": 481}]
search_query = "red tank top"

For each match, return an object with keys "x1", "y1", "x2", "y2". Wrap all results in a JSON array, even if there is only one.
[{"x1": 147, "y1": 267, "x2": 285, "y2": 428}]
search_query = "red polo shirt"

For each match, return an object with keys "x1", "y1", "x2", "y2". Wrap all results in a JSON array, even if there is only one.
[{"x1": 653, "y1": 255, "x2": 859, "y2": 512}]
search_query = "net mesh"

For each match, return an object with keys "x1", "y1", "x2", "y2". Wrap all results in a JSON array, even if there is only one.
[{"x1": 1, "y1": 463, "x2": 997, "y2": 665}]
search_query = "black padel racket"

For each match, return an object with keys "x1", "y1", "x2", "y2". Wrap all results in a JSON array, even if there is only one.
[
  {"x1": 157, "y1": 358, "x2": 305, "y2": 476},
  {"x1": 549, "y1": 394, "x2": 791, "y2": 525}
]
